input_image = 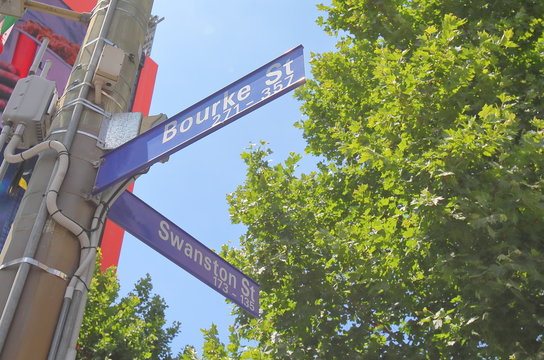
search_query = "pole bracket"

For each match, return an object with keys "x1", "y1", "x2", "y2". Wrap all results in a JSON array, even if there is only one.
[{"x1": 0, "y1": 257, "x2": 69, "y2": 281}]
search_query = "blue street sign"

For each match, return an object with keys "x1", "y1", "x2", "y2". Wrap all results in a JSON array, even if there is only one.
[
  {"x1": 93, "y1": 45, "x2": 305, "y2": 194},
  {"x1": 108, "y1": 191, "x2": 260, "y2": 317}
]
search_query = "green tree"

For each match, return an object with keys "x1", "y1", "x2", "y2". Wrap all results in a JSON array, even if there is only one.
[
  {"x1": 212, "y1": 0, "x2": 543, "y2": 359},
  {"x1": 78, "y1": 262, "x2": 181, "y2": 360}
]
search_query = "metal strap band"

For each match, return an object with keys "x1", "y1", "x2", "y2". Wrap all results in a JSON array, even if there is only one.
[
  {"x1": 56, "y1": 97, "x2": 110, "y2": 117},
  {"x1": 82, "y1": 36, "x2": 114, "y2": 51},
  {"x1": 0, "y1": 257, "x2": 69, "y2": 281},
  {"x1": 49, "y1": 129, "x2": 101, "y2": 143},
  {"x1": 63, "y1": 81, "x2": 94, "y2": 95}
]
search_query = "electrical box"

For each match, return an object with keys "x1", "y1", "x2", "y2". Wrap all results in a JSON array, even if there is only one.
[
  {"x1": 0, "y1": 0, "x2": 25, "y2": 18},
  {"x1": 3, "y1": 75, "x2": 57, "y2": 149},
  {"x1": 93, "y1": 44, "x2": 125, "y2": 90}
]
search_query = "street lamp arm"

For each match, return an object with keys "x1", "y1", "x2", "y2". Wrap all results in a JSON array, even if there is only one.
[{"x1": 24, "y1": 1, "x2": 90, "y2": 23}]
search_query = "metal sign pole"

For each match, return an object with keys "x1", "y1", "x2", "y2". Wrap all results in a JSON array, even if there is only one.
[{"x1": 0, "y1": 0, "x2": 153, "y2": 358}]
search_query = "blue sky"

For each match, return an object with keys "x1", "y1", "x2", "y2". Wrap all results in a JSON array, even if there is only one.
[{"x1": 115, "y1": 0, "x2": 337, "y2": 352}]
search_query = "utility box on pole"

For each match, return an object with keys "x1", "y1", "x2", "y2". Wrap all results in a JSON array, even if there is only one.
[
  {"x1": 0, "y1": 0, "x2": 24, "y2": 17},
  {"x1": 0, "y1": 0, "x2": 154, "y2": 359},
  {"x1": 3, "y1": 75, "x2": 57, "y2": 148}
]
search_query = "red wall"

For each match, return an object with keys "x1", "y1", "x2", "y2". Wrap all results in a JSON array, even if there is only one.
[
  {"x1": 63, "y1": 0, "x2": 96, "y2": 13},
  {"x1": 99, "y1": 57, "x2": 158, "y2": 271}
]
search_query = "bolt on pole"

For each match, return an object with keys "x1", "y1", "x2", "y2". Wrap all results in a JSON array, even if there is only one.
[{"x1": 0, "y1": 0, "x2": 154, "y2": 359}]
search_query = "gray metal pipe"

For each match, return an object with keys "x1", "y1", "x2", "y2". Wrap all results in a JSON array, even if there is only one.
[
  {"x1": 0, "y1": 122, "x2": 11, "y2": 150},
  {"x1": 0, "y1": 161, "x2": 7, "y2": 181},
  {"x1": 41, "y1": 60, "x2": 53, "y2": 79},
  {"x1": 0, "y1": 147, "x2": 61, "y2": 356},
  {"x1": 0, "y1": 35, "x2": 63, "y2": 355},
  {"x1": 48, "y1": 1, "x2": 121, "y2": 358},
  {"x1": 0, "y1": 125, "x2": 27, "y2": 352},
  {"x1": 28, "y1": 37, "x2": 50, "y2": 76},
  {"x1": 0, "y1": 123, "x2": 12, "y2": 181},
  {"x1": 0, "y1": 125, "x2": 70, "y2": 354},
  {"x1": 63, "y1": 174, "x2": 137, "y2": 360}
]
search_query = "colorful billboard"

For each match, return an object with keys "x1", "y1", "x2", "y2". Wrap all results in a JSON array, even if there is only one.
[
  {"x1": 0, "y1": 1, "x2": 158, "y2": 267},
  {"x1": 0, "y1": 0, "x2": 88, "y2": 250}
]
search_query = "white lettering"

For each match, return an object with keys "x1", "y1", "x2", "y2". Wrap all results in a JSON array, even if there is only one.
[
  {"x1": 159, "y1": 221, "x2": 250, "y2": 297},
  {"x1": 158, "y1": 220, "x2": 169, "y2": 240},
  {"x1": 204, "y1": 256, "x2": 212, "y2": 271},
  {"x1": 195, "y1": 107, "x2": 209, "y2": 124},
  {"x1": 162, "y1": 120, "x2": 177, "y2": 144},
  {"x1": 241, "y1": 278, "x2": 250, "y2": 297},
  {"x1": 193, "y1": 248, "x2": 203, "y2": 265},
  {"x1": 237, "y1": 85, "x2": 251, "y2": 101},
  {"x1": 228, "y1": 272, "x2": 237, "y2": 289},
  {"x1": 213, "y1": 260, "x2": 219, "y2": 276},
  {"x1": 265, "y1": 63, "x2": 282, "y2": 85},
  {"x1": 179, "y1": 117, "x2": 193, "y2": 133},
  {"x1": 184, "y1": 242, "x2": 193, "y2": 258},
  {"x1": 283, "y1": 59, "x2": 294, "y2": 75},
  {"x1": 250, "y1": 282, "x2": 256, "y2": 301},
  {"x1": 223, "y1": 91, "x2": 236, "y2": 110},
  {"x1": 219, "y1": 267, "x2": 228, "y2": 282},
  {"x1": 212, "y1": 114, "x2": 221, "y2": 127},
  {"x1": 170, "y1": 232, "x2": 185, "y2": 251},
  {"x1": 212, "y1": 100, "x2": 221, "y2": 116},
  {"x1": 241, "y1": 278, "x2": 257, "y2": 302}
]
